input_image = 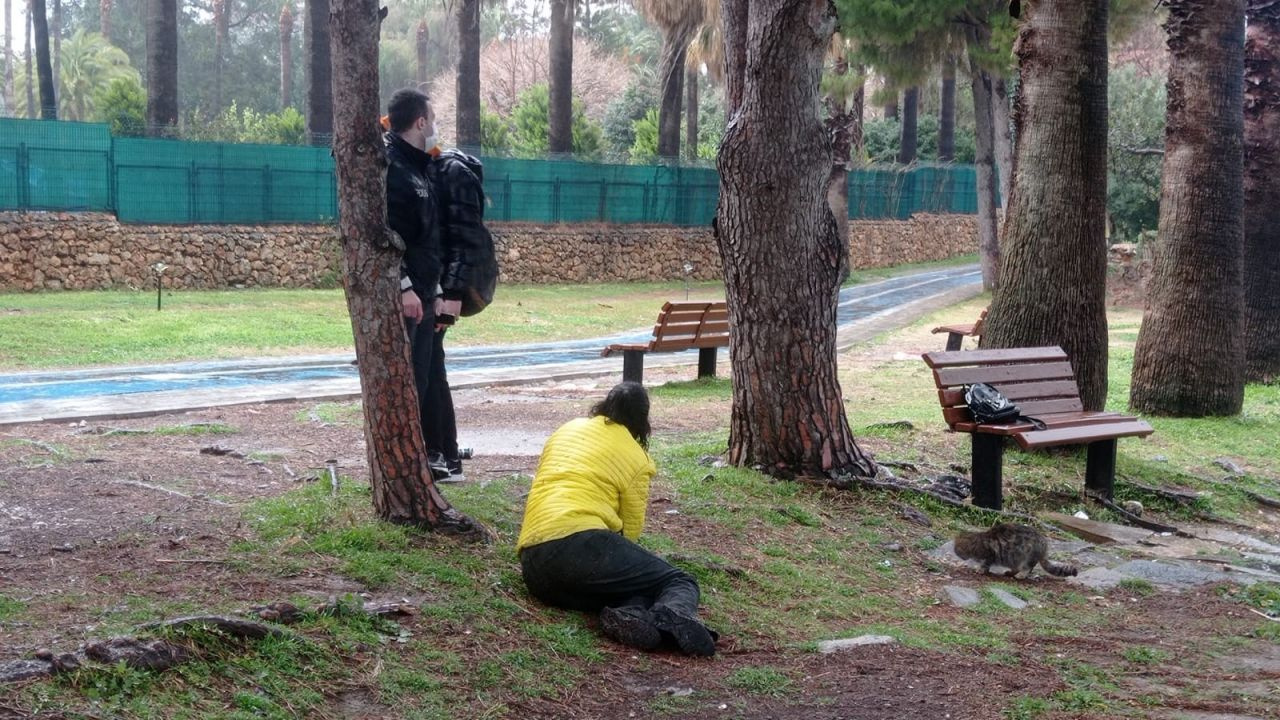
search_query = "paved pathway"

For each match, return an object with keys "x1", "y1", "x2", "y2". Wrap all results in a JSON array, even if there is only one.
[{"x1": 0, "y1": 265, "x2": 982, "y2": 426}]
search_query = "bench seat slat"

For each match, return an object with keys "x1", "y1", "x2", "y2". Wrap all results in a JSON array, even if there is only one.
[
  {"x1": 923, "y1": 346, "x2": 1068, "y2": 368},
  {"x1": 950, "y1": 410, "x2": 1130, "y2": 434},
  {"x1": 932, "y1": 323, "x2": 978, "y2": 335},
  {"x1": 933, "y1": 361, "x2": 1076, "y2": 387},
  {"x1": 937, "y1": 379, "x2": 1082, "y2": 407},
  {"x1": 1014, "y1": 420, "x2": 1154, "y2": 450}
]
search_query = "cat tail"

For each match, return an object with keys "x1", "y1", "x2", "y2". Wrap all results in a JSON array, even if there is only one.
[{"x1": 1041, "y1": 560, "x2": 1078, "y2": 577}]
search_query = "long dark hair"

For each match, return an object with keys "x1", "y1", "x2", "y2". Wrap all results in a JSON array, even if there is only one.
[{"x1": 590, "y1": 382, "x2": 651, "y2": 449}]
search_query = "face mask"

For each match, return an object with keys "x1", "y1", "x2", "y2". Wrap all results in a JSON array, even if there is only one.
[{"x1": 423, "y1": 122, "x2": 439, "y2": 151}]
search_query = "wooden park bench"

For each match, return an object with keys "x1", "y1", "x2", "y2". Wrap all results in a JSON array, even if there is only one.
[
  {"x1": 922, "y1": 346, "x2": 1154, "y2": 510},
  {"x1": 601, "y1": 301, "x2": 729, "y2": 384},
  {"x1": 931, "y1": 308, "x2": 987, "y2": 351}
]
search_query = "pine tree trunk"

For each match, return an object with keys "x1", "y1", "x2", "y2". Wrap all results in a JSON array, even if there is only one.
[
  {"x1": 145, "y1": 0, "x2": 178, "y2": 133},
  {"x1": 51, "y1": 0, "x2": 59, "y2": 103},
  {"x1": 715, "y1": 0, "x2": 876, "y2": 479},
  {"x1": 455, "y1": 0, "x2": 481, "y2": 150},
  {"x1": 897, "y1": 86, "x2": 918, "y2": 164},
  {"x1": 31, "y1": 0, "x2": 55, "y2": 118},
  {"x1": 966, "y1": 33, "x2": 999, "y2": 291},
  {"x1": 280, "y1": 2, "x2": 294, "y2": 110},
  {"x1": 1244, "y1": 0, "x2": 1280, "y2": 383},
  {"x1": 305, "y1": 0, "x2": 332, "y2": 144},
  {"x1": 657, "y1": 24, "x2": 695, "y2": 160},
  {"x1": 415, "y1": 19, "x2": 428, "y2": 84},
  {"x1": 983, "y1": 0, "x2": 1110, "y2": 411},
  {"x1": 1131, "y1": 0, "x2": 1245, "y2": 415},
  {"x1": 547, "y1": 0, "x2": 574, "y2": 155},
  {"x1": 4, "y1": 0, "x2": 12, "y2": 110},
  {"x1": 992, "y1": 76, "x2": 1013, "y2": 212},
  {"x1": 685, "y1": 65, "x2": 699, "y2": 163},
  {"x1": 25, "y1": 1, "x2": 34, "y2": 118},
  {"x1": 214, "y1": 0, "x2": 230, "y2": 111},
  {"x1": 329, "y1": 0, "x2": 487, "y2": 540},
  {"x1": 100, "y1": 0, "x2": 112, "y2": 40},
  {"x1": 939, "y1": 56, "x2": 955, "y2": 162}
]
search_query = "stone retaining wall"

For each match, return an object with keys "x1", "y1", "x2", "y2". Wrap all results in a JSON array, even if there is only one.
[{"x1": 0, "y1": 211, "x2": 977, "y2": 291}]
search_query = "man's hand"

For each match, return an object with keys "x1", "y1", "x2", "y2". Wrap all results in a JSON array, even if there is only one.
[
  {"x1": 434, "y1": 297, "x2": 462, "y2": 331},
  {"x1": 402, "y1": 289, "x2": 424, "y2": 322}
]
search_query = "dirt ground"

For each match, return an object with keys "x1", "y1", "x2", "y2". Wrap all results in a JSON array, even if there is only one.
[{"x1": 1, "y1": 364, "x2": 1277, "y2": 719}]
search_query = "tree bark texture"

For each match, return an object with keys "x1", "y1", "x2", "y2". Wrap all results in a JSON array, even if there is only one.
[
  {"x1": 548, "y1": 0, "x2": 574, "y2": 155},
  {"x1": 657, "y1": 23, "x2": 696, "y2": 159},
  {"x1": 715, "y1": 0, "x2": 876, "y2": 479},
  {"x1": 455, "y1": 0, "x2": 481, "y2": 150},
  {"x1": 328, "y1": 0, "x2": 483, "y2": 537},
  {"x1": 897, "y1": 86, "x2": 919, "y2": 164},
  {"x1": 967, "y1": 36, "x2": 999, "y2": 291},
  {"x1": 305, "y1": 0, "x2": 333, "y2": 144},
  {"x1": 1130, "y1": 0, "x2": 1245, "y2": 415},
  {"x1": 992, "y1": 76, "x2": 1014, "y2": 211},
  {"x1": 213, "y1": 0, "x2": 230, "y2": 111},
  {"x1": 4, "y1": 0, "x2": 13, "y2": 110},
  {"x1": 685, "y1": 65, "x2": 699, "y2": 163},
  {"x1": 100, "y1": 0, "x2": 112, "y2": 39},
  {"x1": 31, "y1": 0, "x2": 55, "y2": 119},
  {"x1": 415, "y1": 20, "x2": 428, "y2": 85},
  {"x1": 280, "y1": 2, "x2": 294, "y2": 110},
  {"x1": 52, "y1": 0, "x2": 59, "y2": 101},
  {"x1": 25, "y1": 1, "x2": 34, "y2": 118},
  {"x1": 145, "y1": 0, "x2": 177, "y2": 133},
  {"x1": 983, "y1": 0, "x2": 1110, "y2": 411},
  {"x1": 823, "y1": 60, "x2": 863, "y2": 279},
  {"x1": 1244, "y1": 0, "x2": 1280, "y2": 383},
  {"x1": 939, "y1": 56, "x2": 956, "y2": 161},
  {"x1": 722, "y1": 0, "x2": 745, "y2": 113}
]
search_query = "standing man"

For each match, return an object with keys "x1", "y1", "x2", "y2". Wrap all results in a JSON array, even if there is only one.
[{"x1": 383, "y1": 88, "x2": 461, "y2": 480}]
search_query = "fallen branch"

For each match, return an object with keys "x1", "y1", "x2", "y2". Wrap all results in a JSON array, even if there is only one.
[
  {"x1": 1085, "y1": 491, "x2": 1188, "y2": 536},
  {"x1": 1247, "y1": 607, "x2": 1279, "y2": 622},
  {"x1": 820, "y1": 473, "x2": 1050, "y2": 530},
  {"x1": 142, "y1": 615, "x2": 295, "y2": 641},
  {"x1": 1123, "y1": 480, "x2": 1201, "y2": 506},
  {"x1": 1244, "y1": 490, "x2": 1280, "y2": 510}
]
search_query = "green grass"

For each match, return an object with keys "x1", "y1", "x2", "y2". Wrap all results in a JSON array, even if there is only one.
[{"x1": 727, "y1": 666, "x2": 794, "y2": 697}]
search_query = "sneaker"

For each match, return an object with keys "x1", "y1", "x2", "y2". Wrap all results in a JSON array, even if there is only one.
[
  {"x1": 427, "y1": 452, "x2": 465, "y2": 483},
  {"x1": 652, "y1": 608, "x2": 717, "y2": 657},
  {"x1": 600, "y1": 606, "x2": 662, "y2": 651},
  {"x1": 457, "y1": 447, "x2": 474, "y2": 460}
]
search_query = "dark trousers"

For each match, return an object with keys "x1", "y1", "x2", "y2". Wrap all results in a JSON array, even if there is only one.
[
  {"x1": 406, "y1": 316, "x2": 458, "y2": 459},
  {"x1": 520, "y1": 529, "x2": 701, "y2": 617}
]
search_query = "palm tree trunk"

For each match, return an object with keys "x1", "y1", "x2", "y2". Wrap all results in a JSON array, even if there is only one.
[
  {"x1": 145, "y1": 0, "x2": 178, "y2": 134},
  {"x1": 455, "y1": 0, "x2": 481, "y2": 150},
  {"x1": 25, "y1": 0, "x2": 34, "y2": 118},
  {"x1": 897, "y1": 85, "x2": 918, "y2": 164},
  {"x1": 280, "y1": 2, "x2": 294, "y2": 110},
  {"x1": 1244, "y1": 0, "x2": 1280, "y2": 383},
  {"x1": 685, "y1": 64, "x2": 699, "y2": 163},
  {"x1": 31, "y1": 0, "x2": 55, "y2": 119},
  {"x1": 548, "y1": 0, "x2": 574, "y2": 155},
  {"x1": 939, "y1": 56, "x2": 956, "y2": 161},
  {"x1": 4, "y1": 0, "x2": 12, "y2": 110},
  {"x1": 52, "y1": 0, "x2": 60, "y2": 104},
  {"x1": 329, "y1": 0, "x2": 486, "y2": 539},
  {"x1": 100, "y1": 0, "x2": 112, "y2": 40},
  {"x1": 1131, "y1": 0, "x2": 1246, "y2": 416},
  {"x1": 656, "y1": 25, "x2": 694, "y2": 159},
  {"x1": 305, "y1": 0, "x2": 333, "y2": 144},
  {"x1": 214, "y1": 0, "x2": 230, "y2": 111},
  {"x1": 983, "y1": 0, "x2": 1111, "y2": 411},
  {"x1": 415, "y1": 19, "x2": 428, "y2": 84},
  {"x1": 716, "y1": 0, "x2": 876, "y2": 479},
  {"x1": 968, "y1": 61, "x2": 999, "y2": 291},
  {"x1": 992, "y1": 76, "x2": 1013, "y2": 211}
]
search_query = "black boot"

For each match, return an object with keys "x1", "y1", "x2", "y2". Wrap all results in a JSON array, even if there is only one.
[
  {"x1": 652, "y1": 608, "x2": 717, "y2": 657},
  {"x1": 600, "y1": 606, "x2": 662, "y2": 651}
]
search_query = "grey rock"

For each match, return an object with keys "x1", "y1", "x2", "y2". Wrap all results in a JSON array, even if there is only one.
[
  {"x1": 0, "y1": 659, "x2": 53, "y2": 683},
  {"x1": 817, "y1": 635, "x2": 898, "y2": 654},
  {"x1": 882, "y1": 542, "x2": 904, "y2": 553},
  {"x1": 942, "y1": 585, "x2": 982, "y2": 608},
  {"x1": 1214, "y1": 458, "x2": 1245, "y2": 475},
  {"x1": 988, "y1": 588, "x2": 1029, "y2": 610}
]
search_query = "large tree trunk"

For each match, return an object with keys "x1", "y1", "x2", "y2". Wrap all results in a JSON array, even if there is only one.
[
  {"x1": 1244, "y1": 1, "x2": 1280, "y2": 383},
  {"x1": 1131, "y1": 0, "x2": 1245, "y2": 415},
  {"x1": 305, "y1": 0, "x2": 332, "y2": 144},
  {"x1": 100, "y1": 0, "x2": 112, "y2": 39},
  {"x1": 328, "y1": 0, "x2": 486, "y2": 539},
  {"x1": 992, "y1": 76, "x2": 1014, "y2": 212},
  {"x1": 547, "y1": 0, "x2": 574, "y2": 155},
  {"x1": 25, "y1": 1, "x2": 34, "y2": 118},
  {"x1": 939, "y1": 56, "x2": 956, "y2": 161},
  {"x1": 213, "y1": 0, "x2": 230, "y2": 111},
  {"x1": 145, "y1": 0, "x2": 178, "y2": 134},
  {"x1": 280, "y1": 2, "x2": 294, "y2": 109},
  {"x1": 966, "y1": 34, "x2": 999, "y2": 291},
  {"x1": 715, "y1": 0, "x2": 876, "y2": 479},
  {"x1": 685, "y1": 65, "x2": 699, "y2": 163},
  {"x1": 415, "y1": 19, "x2": 428, "y2": 83},
  {"x1": 657, "y1": 24, "x2": 696, "y2": 160},
  {"x1": 983, "y1": 0, "x2": 1110, "y2": 411},
  {"x1": 455, "y1": 0, "x2": 481, "y2": 150},
  {"x1": 52, "y1": 0, "x2": 59, "y2": 103},
  {"x1": 897, "y1": 86, "x2": 919, "y2": 164},
  {"x1": 31, "y1": 0, "x2": 56, "y2": 118}
]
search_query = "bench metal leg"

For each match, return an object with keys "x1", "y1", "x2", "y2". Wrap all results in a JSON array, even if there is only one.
[
  {"x1": 1085, "y1": 438, "x2": 1118, "y2": 500},
  {"x1": 622, "y1": 350, "x2": 645, "y2": 384},
  {"x1": 945, "y1": 332, "x2": 964, "y2": 352},
  {"x1": 697, "y1": 347, "x2": 717, "y2": 378},
  {"x1": 971, "y1": 433, "x2": 1004, "y2": 510}
]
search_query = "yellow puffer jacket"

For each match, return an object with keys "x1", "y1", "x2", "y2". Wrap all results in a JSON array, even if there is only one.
[{"x1": 516, "y1": 416, "x2": 657, "y2": 552}]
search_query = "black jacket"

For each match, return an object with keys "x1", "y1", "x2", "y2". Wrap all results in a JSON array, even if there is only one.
[
  {"x1": 433, "y1": 150, "x2": 498, "y2": 316},
  {"x1": 384, "y1": 131, "x2": 442, "y2": 295}
]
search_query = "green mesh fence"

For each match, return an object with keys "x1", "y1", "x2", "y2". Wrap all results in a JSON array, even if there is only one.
[{"x1": 1, "y1": 117, "x2": 983, "y2": 225}]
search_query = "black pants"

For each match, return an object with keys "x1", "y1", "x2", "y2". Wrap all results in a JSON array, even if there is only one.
[
  {"x1": 407, "y1": 316, "x2": 458, "y2": 459},
  {"x1": 520, "y1": 529, "x2": 701, "y2": 617}
]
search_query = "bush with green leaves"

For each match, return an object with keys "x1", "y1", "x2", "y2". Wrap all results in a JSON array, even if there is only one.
[
  {"x1": 509, "y1": 84, "x2": 603, "y2": 160},
  {"x1": 93, "y1": 78, "x2": 147, "y2": 138},
  {"x1": 480, "y1": 106, "x2": 511, "y2": 155},
  {"x1": 629, "y1": 107, "x2": 660, "y2": 162},
  {"x1": 603, "y1": 71, "x2": 659, "y2": 155},
  {"x1": 1107, "y1": 64, "x2": 1165, "y2": 241},
  {"x1": 182, "y1": 103, "x2": 307, "y2": 145}
]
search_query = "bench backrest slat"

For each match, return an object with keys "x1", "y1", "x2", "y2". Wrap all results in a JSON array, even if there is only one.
[
  {"x1": 923, "y1": 346, "x2": 1068, "y2": 368},
  {"x1": 652, "y1": 320, "x2": 730, "y2": 341},
  {"x1": 936, "y1": 379, "x2": 1081, "y2": 407},
  {"x1": 924, "y1": 345, "x2": 1083, "y2": 429},
  {"x1": 932, "y1": 360, "x2": 1076, "y2": 388},
  {"x1": 649, "y1": 301, "x2": 730, "y2": 350}
]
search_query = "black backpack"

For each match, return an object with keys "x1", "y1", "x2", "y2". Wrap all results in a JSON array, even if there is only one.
[{"x1": 965, "y1": 383, "x2": 1023, "y2": 424}]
